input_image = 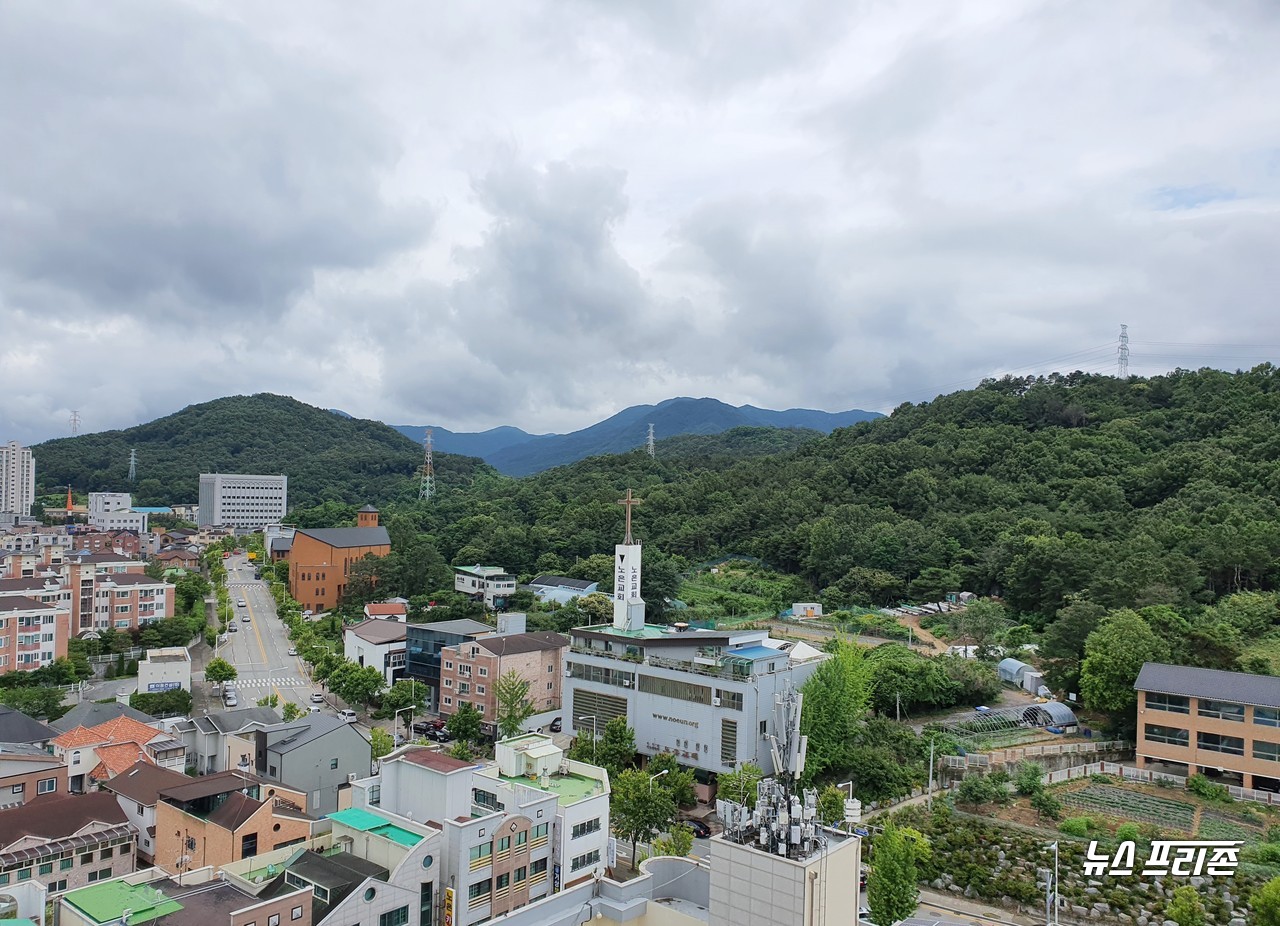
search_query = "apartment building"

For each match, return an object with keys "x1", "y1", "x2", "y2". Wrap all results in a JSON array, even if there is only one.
[
  {"x1": 0, "y1": 792, "x2": 135, "y2": 896},
  {"x1": 0, "y1": 595, "x2": 71, "y2": 673},
  {"x1": 404, "y1": 618, "x2": 494, "y2": 711},
  {"x1": 1135, "y1": 662, "x2": 1280, "y2": 791},
  {"x1": 0, "y1": 441, "x2": 35, "y2": 518},
  {"x1": 454, "y1": 565, "x2": 517, "y2": 609},
  {"x1": 439, "y1": 630, "x2": 568, "y2": 730},
  {"x1": 198, "y1": 473, "x2": 288, "y2": 528},
  {"x1": 288, "y1": 507, "x2": 391, "y2": 614},
  {"x1": 346, "y1": 738, "x2": 610, "y2": 924}
]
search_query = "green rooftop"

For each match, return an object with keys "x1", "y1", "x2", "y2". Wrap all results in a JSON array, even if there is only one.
[
  {"x1": 329, "y1": 807, "x2": 425, "y2": 847},
  {"x1": 62, "y1": 881, "x2": 184, "y2": 924},
  {"x1": 573, "y1": 623, "x2": 687, "y2": 639},
  {"x1": 500, "y1": 771, "x2": 604, "y2": 806}
]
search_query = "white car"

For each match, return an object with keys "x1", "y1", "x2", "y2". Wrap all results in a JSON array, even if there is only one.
[
  {"x1": 237, "y1": 599, "x2": 246, "y2": 608},
  {"x1": 288, "y1": 647, "x2": 298, "y2": 656},
  {"x1": 310, "y1": 692, "x2": 324, "y2": 704},
  {"x1": 337, "y1": 709, "x2": 357, "y2": 723}
]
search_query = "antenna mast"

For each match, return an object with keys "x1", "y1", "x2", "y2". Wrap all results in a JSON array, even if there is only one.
[
  {"x1": 418, "y1": 429, "x2": 436, "y2": 501},
  {"x1": 1117, "y1": 324, "x2": 1130, "y2": 378},
  {"x1": 128, "y1": 449, "x2": 137, "y2": 482},
  {"x1": 69, "y1": 410, "x2": 81, "y2": 436},
  {"x1": 646, "y1": 423, "x2": 655, "y2": 458}
]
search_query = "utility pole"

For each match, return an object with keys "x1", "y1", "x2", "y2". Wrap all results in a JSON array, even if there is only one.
[
  {"x1": 896, "y1": 692, "x2": 901, "y2": 723},
  {"x1": 1045, "y1": 841, "x2": 1060, "y2": 925},
  {"x1": 927, "y1": 737, "x2": 936, "y2": 809},
  {"x1": 1117, "y1": 324, "x2": 1130, "y2": 378},
  {"x1": 418, "y1": 429, "x2": 436, "y2": 501},
  {"x1": 646, "y1": 423, "x2": 655, "y2": 458}
]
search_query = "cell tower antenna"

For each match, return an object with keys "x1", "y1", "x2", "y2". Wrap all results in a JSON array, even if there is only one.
[
  {"x1": 418, "y1": 429, "x2": 436, "y2": 501},
  {"x1": 69, "y1": 410, "x2": 81, "y2": 436},
  {"x1": 646, "y1": 423, "x2": 655, "y2": 458},
  {"x1": 1117, "y1": 324, "x2": 1130, "y2": 378},
  {"x1": 128, "y1": 449, "x2": 138, "y2": 482}
]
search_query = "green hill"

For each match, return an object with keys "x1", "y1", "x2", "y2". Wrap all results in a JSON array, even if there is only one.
[{"x1": 32, "y1": 393, "x2": 487, "y2": 509}]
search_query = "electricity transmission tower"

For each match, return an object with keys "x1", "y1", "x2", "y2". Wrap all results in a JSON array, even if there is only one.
[
  {"x1": 418, "y1": 429, "x2": 436, "y2": 501},
  {"x1": 646, "y1": 423, "x2": 655, "y2": 458},
  {"x1": 69, "y1": 410, "x2": 81, "y2": 435},
  {"x1": 128, "y1": 449, "x2": 137, "y2": 482},
  {"x1": 1117, "y1": 324, "x2": 1130, "y2": 378}
]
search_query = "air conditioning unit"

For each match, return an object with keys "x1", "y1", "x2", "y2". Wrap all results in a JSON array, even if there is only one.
[
  {"x1": 564, "y1": 668, "x2": 572, "y2": 677},
  {"x1": 712, "y1": 697, "x2": 721, "y2": 707},
  {"x1": 622, "y1": 680, "x2": 632, "y2": 687},
  {"x1": 347, "y1": 773, "x2": 359, "y2": 783}
]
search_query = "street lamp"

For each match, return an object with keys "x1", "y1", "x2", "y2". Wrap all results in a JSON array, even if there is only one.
[
  {"x1": 577, "y1": 715, "x2": 598, "y2": 764},
  {"x1": 649, "y1": 769, "x2": 669, "y2": 793},
  {"x1": 394, "y1": 706, "x2": 414, "y2": 742},
  {"x1": 1045, "y1": 841, "x2": 1060, "y2": 926}
]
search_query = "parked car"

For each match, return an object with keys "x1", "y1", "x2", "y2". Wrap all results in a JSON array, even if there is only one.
[
  {"x1": 427, "y1": 727, "x2": 454, "y2": 743},
  {"x1": 549, "y1": 717, "x2": 563, "y2": 733},
  {"x1": 684, "y1": 819, "x2": 711, "y2": 839},
  {"x1": 337, "y1": 709, "x2": 358, "y2": 723},
  {"x1": 287, "y1": 647, "x2": 298, "y2": 656},
  {"x1": 310, "y1": 692, "x2": 325, "y2": 704},
  {"x1": 228, "y1": 624, "x2": 238, "y2": 633},
  {"x1": 308, "y1": 704, "x2": 321, "y2": 714},
  {"x1": 224, "y1": 693, "x2": 239, "y2": 707},
  {"x1": 974, "y1": 705, "x2": 991, "y2": 713},
  {"x1": 412, "y1": 719, "x2": 444, "y2": 735}
]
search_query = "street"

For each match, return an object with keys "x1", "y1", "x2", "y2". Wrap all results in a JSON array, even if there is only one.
[{"x1": 211, "y1": 554, "x2": 328, "y2": 713}]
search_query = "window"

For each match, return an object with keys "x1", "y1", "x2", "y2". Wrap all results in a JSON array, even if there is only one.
[
  {"x1": 378, "y1": 908, "x2": 409, "y2": 926},
  {"x1": 532, "y1": 858, "x2": 548, "y2": 877},
  {"x1": 477, "y1": 685, "x2": 485, "y2": 695},
  {"x1": 547, "y1": 681, "x2": 553, "y2": 690},
  {"x1": 11, "y1": 783, "x2": 22, "y2": 794},
  {"x1": 1257, "y1": 707, "x2": 1280, "y2": 727},
  {"x1": 1255, "y1": 740, "x2": 1280, "y2": 763},
  {"x1": 639, "y1": 674, "x2": 713, "y2": 705},
  {"x1": 0, "y1": 874, "x2": 7, "y2": 886},
  {"x1": 87, "y1": 868, "x2": 111, "y2": 882},
  {"x1": 100, "y1": 847, "x2": 113, "y2": 859},
  {"x1": 81, "y1": 853, "x2": 94, "y2": 865},
  {"x1": 1197, "y1": 732, "x2": 1244, "y2": 755},
  {"x1": 444, "y1": 661, "x2": 453, "y2": 669},
  {"x1": 497, "y1": 836, "x2": 510, "y2": 854},
  {"x1": 1145, "y1": 692, "x2": 1190, "y2": 714},
  {"x1": 468, "y1": 878, "x2": 493, "y2": 906},
  {"x1": 242, "y1": 832, "x2": 258, "y2": 858},
  {"x1": 1144, "y1": 724, "x2": 1189, "y2": 747},
  {"x1": 721, "y1": 718, "x2": 738, "y2": 765},
  {"x1": 330, "y1": 758, "x2": 339, "y2": 769},
  {"x1": 469, "y1": 841, "x2": 493, "y2": 869},
  {"x1": 571, "y1": 850, "x2": 600, "y2": 871},
  {"x1": 548, "y1": 664, "x2": 554, "y2": 673},
  {"x1": 496, "y1": 873, "x2": 510, "y2": 894},
  {"x1": 444, "y1": 697, "x2": 453, "y2": 706},
  {"x1": 1198, "y1": 699, "x2": 1245, "y2": 722},
  {"x1": 39, "y1": 862, "x2": 53, "y2": 875},
  {"x1": 515, "y1": 830, "x2": 528, "y2": 847},
  {"x1": 572, "y1": 818, "x2": 601, "y2": 839},
  {"x1": 268, "y1": 915, "x2": 280, "y2": 926},
  {"x1": 51, "y1": 879, "x2": 67, "y2": 893},
  {"x1": 61, "y1": 858, "x2": 73, "y2": 871}
]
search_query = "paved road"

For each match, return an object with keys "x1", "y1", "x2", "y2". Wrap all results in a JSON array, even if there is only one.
[{"x1": 211, "y1": 554, "x2": 330, "y2": 714}]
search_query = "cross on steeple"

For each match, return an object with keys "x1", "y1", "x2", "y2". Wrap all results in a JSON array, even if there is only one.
[{"x1": 617, "y1": 488, "x2": 642, "y2": 545}]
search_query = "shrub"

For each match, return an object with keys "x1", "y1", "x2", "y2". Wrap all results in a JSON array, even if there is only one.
[
  {"x1": 1248, "y1": 843, "x2": 1280, "y2": 866},
  {"x1": 957, "y1": 775, "x2": 1009, "y2": 807},
  {"x1": 1187, "y1": 774, "x2": 1232, "y2": 803},
  {"x1": 1115, "y1": 823, "x2": 1140, "y2": 842},
  {"x1": 1014, "y1": 761, "x2": 1045, "y2": 796},
  {"x1": 1060, "y1": 816, "x2": 1094, "y2": 837},
  {"x1": 1090, "y1": 773, "x2": 1116, "y2": 784},
  {"x1": 1031, "y1": 791, "x2": 1062, "y2": 821}
]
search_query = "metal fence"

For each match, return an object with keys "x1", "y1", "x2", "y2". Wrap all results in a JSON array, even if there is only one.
[
  {"x1": 944, "y1": 740, "x2": 1130, "y2": 769},
  {"x1": 1042, "y1": 760, "x2": 1280, "y2": 808}
]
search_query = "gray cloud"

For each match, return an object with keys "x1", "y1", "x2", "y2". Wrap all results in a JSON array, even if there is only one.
[{"x1": 3, "y1": 0, "x2": 1280, "y2": 445}]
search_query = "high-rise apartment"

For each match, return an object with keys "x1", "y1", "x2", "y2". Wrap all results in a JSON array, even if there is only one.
[{"x1": 0, "y1": 441, "x2": 35, "y2": 517}]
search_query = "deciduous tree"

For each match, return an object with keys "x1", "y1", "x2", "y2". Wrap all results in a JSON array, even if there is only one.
[
  {"x1": 867, "y1": 822, "x2": 919, "y2": 926},
  {"x1": 611, "y1": 769, "x2": 677, "y2": 871},
  {"x1": 447, "y1": 702, "x2": 483, "y2": 744},
  {"x1": 1080, "y1": 609, "x2": 1168, "y2": 716},
  {"x1": 717, "y1": 762, "x2": 763, "y2": 808},
  {"x1": 493, "y1": 670, "x2": 536, "y2": 740}
]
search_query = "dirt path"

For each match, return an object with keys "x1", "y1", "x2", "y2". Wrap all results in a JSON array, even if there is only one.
[{"x1": 897, "y1": 612, "x2": 950, "y2": 654}]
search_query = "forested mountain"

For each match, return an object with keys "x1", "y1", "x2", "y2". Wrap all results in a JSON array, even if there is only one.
[
  {"x1": 353, "y1": 367, "x2": 1280, "y2": 629},
  {"x1": 33, "y1": 394, "x2": 487, "y2": 508},
  {"x1": 390, "y1": 424, "x2": 541, "y2": 458},
  {"x1": 482, "y1": 396, "x2": 882, "y2": 475}
]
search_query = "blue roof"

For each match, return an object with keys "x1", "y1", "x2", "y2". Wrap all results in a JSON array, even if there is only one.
[
  {"x1": 132, "y1": 507, "x2": 172, "y2": 513},
  {"x1": 728, "y1": 645, "x2": 781, "y2": 661}
]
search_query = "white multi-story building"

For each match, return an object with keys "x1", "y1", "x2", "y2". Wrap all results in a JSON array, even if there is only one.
[
  {"x1": 347, "y1": 736, "x2": 611, "y2": 923},
  {"x1": 87, "y1": 492, "x2": 132, "y2": 521},
  {"x1": 454, "y1": 565, "x2": 517, "y2": 608},
  {"x1": 564, "y1": 515, "x2": 827, "y2": 775},
  {"x1": 197, "y1": 473, "x2": 287, "y2": 528},
  {"x1": 90, "y1": 508, "x2": 148, "y2": 533},
  {"x1": 0, "y1": 441, "x2": 35, "y2": 518}
]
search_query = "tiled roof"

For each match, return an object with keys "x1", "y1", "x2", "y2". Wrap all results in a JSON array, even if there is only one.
[
  {"x1": 102, "y1": 760, "x2": 190, "y2": 805},
  {"x1": 0, "y1": 596, "x2": 58, "y2": 614},
  {"x1": 89, "y1": 743, "x2": 156, "y2": 781},
  {"x1": 0, "y1": 708, "x2": 55, "y2": 745},
  {"x1": 207, "y1": 791, "x2": 263, "y2": 831},
  {"x1": 347, "y1": 619, "x2": 407, "y2": 645},
  {"x1": 0, "y1": 792, "x2": 128, "y2": 849},
  {"x1": 529, "y1": 575, "x2": 596, "y2": 591},
  {"x1": 472, "y1": 631, "x2": 568, "y2": 657},
  {"x1": 51, "y1": 702, "x2": 153, "y2": 734},
  {"x1": 54, "y1": 715, "x2": 166, "y2": 750},
  {"x1": 295, "y1": 527, "x2": 390, "y2": 549},
  {"x1": 365, "y1": 603, "x2": 407, "y2": 616}
]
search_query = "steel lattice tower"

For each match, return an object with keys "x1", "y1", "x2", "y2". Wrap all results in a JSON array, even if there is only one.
[
  {"x1": 69, "y1": 410, "x2": 81, "y2": 435},
  {"x1": 646, "y1": 423, "x2": 655, "y2": 457},
  {"x1": 128, "y1": 449, "x2": 137, "y2": 482},
  {"x1": 1118, "y1": 324, "x2": 1130, "y2": 378},
  {"x1": 418, "y1": 428, "x2": 436, "y2": 501}
]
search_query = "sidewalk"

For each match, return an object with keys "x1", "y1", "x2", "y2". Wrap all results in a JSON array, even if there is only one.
[{"x1": 915, "y1": 887, "x2": 1040, "y2": 925}]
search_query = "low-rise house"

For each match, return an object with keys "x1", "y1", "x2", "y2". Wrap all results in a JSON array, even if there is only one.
[
  {"x1": 527, "y1": 574, "x2": 598, "y2": 605},
  {"x1": 50, "y1": 701, "x2": 156, "y2": 735},
  {"x1": 58, "y1": 865, "x2": 313, "y2": 926},
  {"x1": 0, "y1": 705, "x2": 55, "y2": 747},
  {"x1": 137, "y1": 646, "x2": 192, "y2": 694},
  {"x1": 454, "y1": 565, "x2": 516, "y2": 609},
  {"x1": 154, "y1": 770, "x2": 317, "y2": 874},
  {"x1": 100, "y1": 759, "x2": 191, "y2": 865},
  {"x1": 0, "y1": 743, "x2": 67, "y2": 806},
  {"x1": 53, "y1": 716, "x2": 187, "y2": 792},
  {"x1": 439, "y1": 630, "x2": 568, "y2": 732},
  {"x1": 363, "y1": 600, "x2": 408, "y2": 621},
  {"x1": 174, "y1": 706, "x2": 282, "y2": 775},
  {"x1": 0, "y1": 792, "x2": 135, "y2": 895},
  {"x1": 251, "y1": 715, "x2": 372, "y2": 816},
  {"x1": 343, "y1": 618, "x2": 407, "y2": 687}
]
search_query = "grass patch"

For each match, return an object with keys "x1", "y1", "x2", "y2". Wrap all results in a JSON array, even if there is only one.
[
  {"x1": 1060, "y1": 785, "x2": 1197, "y2": 831},
  {"x1": 677, "y1": 563, "x2": 808, "y2": 621}
]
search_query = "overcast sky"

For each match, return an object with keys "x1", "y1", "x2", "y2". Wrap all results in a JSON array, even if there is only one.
[{"x1": 4, "y1": 1, "x2": 1280, "y2": 445}]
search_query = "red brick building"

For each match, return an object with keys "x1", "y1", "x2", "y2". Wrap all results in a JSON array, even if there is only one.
[
  {"x1": 287, "y1": 506, "x2": 390, "y2": 614},
  {"x1": 439, "y1": 631, "x2": 568, "y2": 728}
]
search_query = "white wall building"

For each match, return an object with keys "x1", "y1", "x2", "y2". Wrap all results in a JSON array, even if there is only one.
[
  {"x1": 0, "y1": 441, "x2": 35, "y2": 518},
  {"x1": 344, "y1": 618, "x2": 408, "y2": 686},
  {"x1": 347, "y1": 737, "x2": 611, "y2": 925},
  {"x1": 137, "y1": 647, "x2": 192, "y2": 693},
  {"x1": 87, "y1": 492, "x2": 132, "y2": 520},
  {"x1": 454, "y1": 565, "x2": 517, "y2": 608},
  {"x1": 197, "y1": 473, "x2": 287, "y2": 528},
  {"x1": 90, "y1": 508, "x2": 149, "y2": 533}
]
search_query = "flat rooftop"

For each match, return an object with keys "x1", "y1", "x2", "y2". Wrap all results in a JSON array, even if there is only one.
[
  {"x1": 61, "y1": 880, "x2": 183, "y2": 924},
  {"x1": 573, "y1": 623, "x2": 696, "y2": 640},
  {"x1": 329, "y1": 807, "x2": 425, "y2": 847},
  {"x1": 145, "y1": 652, "x2": 189, "y2": 663},
  {"x1": 499, "y1": 771, "x2": 604, "y2": 806}
]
